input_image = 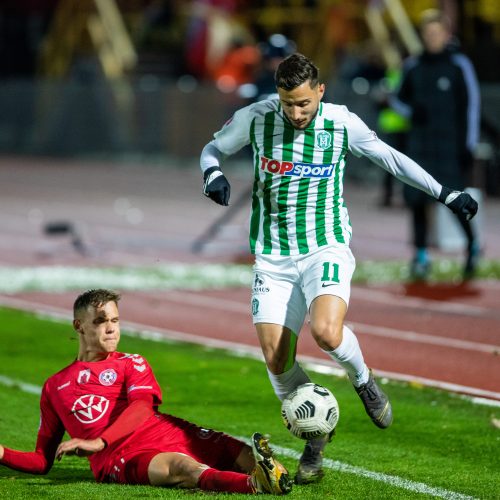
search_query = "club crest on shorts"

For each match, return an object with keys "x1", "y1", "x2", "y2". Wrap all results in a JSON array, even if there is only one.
[
  {"x1": 99, "y1": 369, "x2": 117, "y2": 386},
  {"x1": 316, "y1": 131, "x2": 332, "y2": 150},
  {"x1": 252, "y1": 298, "x2": 259, "y2": 316}
]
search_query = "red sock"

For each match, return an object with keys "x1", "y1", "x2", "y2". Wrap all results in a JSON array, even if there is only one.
[{"x1": 197, "y1": 467, "x2": 254, "y2": 493}]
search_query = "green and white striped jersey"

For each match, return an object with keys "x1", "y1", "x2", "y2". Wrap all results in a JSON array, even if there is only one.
[{"x1": 202, "y1": 98, "x2": 441, "y2": 256}]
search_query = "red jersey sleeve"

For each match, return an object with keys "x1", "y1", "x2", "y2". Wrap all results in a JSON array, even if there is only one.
[
  {"x1": 99, "y1": 354, "x2": 161, "y2": 447},
  {"x1": 122, "y1": 354, "x2": 162, "y2": 406},
  {"x1": 100, "y1": 397, "x2": 154, "y2": 446},
  {"x1": 1, "y1": 382, "x2": 65, "y2": 474}
]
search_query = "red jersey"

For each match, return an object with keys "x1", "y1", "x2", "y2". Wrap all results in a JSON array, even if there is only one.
[
  {"x1": 1, "y1": 351, "x2": 245, "y2": 484},
  {"x1": 39, "y1": 352, "x2": 162, "y2": 478},
  {"x1": 43, "y1": 352, "x2": 161, "y2": 437}
]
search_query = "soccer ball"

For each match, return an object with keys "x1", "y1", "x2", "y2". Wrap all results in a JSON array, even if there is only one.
[{"x1": 281, "y1": 383, "x2": 339, "y2": 440}]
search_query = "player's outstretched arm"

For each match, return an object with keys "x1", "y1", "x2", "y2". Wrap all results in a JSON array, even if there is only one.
[
  {"x1": 0, "y1": 384, "x2": 66, "y2": 475},
  {"x1": 200, "y1": 140, "x2": 231, "y2": 206},
  {"x1": 0, "y1": 432, "x2": 64, "y2": 475},
  {"x1": 438, "y1": 186, "x2": 478, "y2": 221},
  {"x1": 347, "y1": 117, "x2": 479, "y2": 217}
]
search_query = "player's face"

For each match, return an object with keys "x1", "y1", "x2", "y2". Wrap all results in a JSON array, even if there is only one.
[
  {"x1": 421, "y1": 21, "x2": 450, "y2": 54},
  {"x1": 278, "y1": 80, "x2": 325, "y2": 130},
  {"x1": 75, "y1": 301, "x2": 120, "y2": 357}
]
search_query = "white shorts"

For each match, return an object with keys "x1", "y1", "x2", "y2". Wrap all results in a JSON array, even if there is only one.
[{"x1": 251, "y1": 245, "x2": 356, "y2": 334}]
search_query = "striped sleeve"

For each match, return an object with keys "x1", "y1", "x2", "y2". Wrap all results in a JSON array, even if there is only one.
[
  {"x1": 200, "y1": 141, "x2": 227, "y2": 172},
  {"x1": 347, "y1": 111, "x2": 442, "y2": 198},
  {"x1": 213, "y1": 105, "x2": 253, "y2": 155}
]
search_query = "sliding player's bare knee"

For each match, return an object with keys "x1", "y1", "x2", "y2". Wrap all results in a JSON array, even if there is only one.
[
  {"x1": 148, "y1": 453, "x2": 206, "y2": 488},
  {"x1": 233, "y1": 444, "x2": 255, "y2": 473}
]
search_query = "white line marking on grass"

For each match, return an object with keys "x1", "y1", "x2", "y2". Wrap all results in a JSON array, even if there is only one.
[
  {"x1": 0, "y1": 374, "x2": 477, "y2": 500},
  {"x1": 0, "y1": 375, "x2": 41, "y2": 395},
  {"x1": 236, "y1": 437, "x2": 476, "y2": 500},
  {"x1": 1, "y1": 294, "x2": 499, "y2": 405}
]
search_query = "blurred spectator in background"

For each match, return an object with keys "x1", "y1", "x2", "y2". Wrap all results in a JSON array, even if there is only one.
[
  {"x1": 376, "y1": 66, "x2": 410, "y2": 207},
  {"x1": 253, "y1": 34, "x2": 296, "y2": 101},
  {"x1": 390, "y1": 9, "x2": 481, "y2": 279},
  {"x1": 184, "y1": 0, "x2": 250, "y2": 82},
  {"x1": 212, "y1": 35, "x2": 261, "y2": 93}
]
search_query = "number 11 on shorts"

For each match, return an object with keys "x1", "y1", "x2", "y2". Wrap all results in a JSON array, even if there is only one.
[{"x1": 321, "y1": 262, "x2": 340, "y2": 283}]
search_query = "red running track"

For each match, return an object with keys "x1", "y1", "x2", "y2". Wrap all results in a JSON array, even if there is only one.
[
  {"x1": 2, "y1": 280, "x2": 499, "y2": 401},
  {"x1": 1, "y1": 159, "x2": 499, "y2": 401}
]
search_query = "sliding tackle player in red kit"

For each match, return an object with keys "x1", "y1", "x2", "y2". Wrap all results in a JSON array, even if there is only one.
[{"x1": 0, "y1": 289, "x2": 292, "y2": 495}]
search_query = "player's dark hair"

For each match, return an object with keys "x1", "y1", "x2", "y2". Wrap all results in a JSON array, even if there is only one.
[
  {"x1": 275, "y1": 53, "x2": 319, "y2": 91},
  {"x1": 73, "y1": 289, "x2": 121, "y2": 317}
]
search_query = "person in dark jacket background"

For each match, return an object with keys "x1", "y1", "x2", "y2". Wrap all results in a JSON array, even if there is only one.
[{"x1": 391, "y1": 9, "x2": 481, "y2": 279}]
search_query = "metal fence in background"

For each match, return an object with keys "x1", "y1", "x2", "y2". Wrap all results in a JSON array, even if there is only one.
[{"x1": 0, "y1": 78, "x2": 231, "y2": 158}]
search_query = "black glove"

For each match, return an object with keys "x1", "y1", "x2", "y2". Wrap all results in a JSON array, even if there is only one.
[
  {"x1": 438, "y1": 186, "x2": 478, "y2": 221},
  {"x1": 203, "y1": 166, "x2": 230, "y2": 206}
]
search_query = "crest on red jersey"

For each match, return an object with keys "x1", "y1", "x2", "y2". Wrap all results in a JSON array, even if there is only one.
[
  {"x1": 99, "y1": 369, "x2": 117, "y2": 386},
  {"x1": 72, "y1": 395, "x2": 109, "y2": 424},
  {"x1": 77, "y1": 369, "x2": 91, "y2": 384}
]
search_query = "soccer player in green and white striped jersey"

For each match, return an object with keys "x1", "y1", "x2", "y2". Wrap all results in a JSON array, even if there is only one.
[{"x1": 200, "y1": 53, "x2": 478, "y2": 484}]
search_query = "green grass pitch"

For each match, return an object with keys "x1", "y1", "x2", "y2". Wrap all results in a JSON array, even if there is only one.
[{"x1": 0, "y1": 306, "x2": 499, "y2": 499}]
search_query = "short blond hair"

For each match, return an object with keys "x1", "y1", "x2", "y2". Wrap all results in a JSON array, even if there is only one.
[{"x1": 419, "y1": 9, "x2": 451, "y2": 32}]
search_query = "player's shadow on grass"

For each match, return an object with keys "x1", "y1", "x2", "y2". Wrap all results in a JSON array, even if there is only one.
[
  {"x1": 0, "y1": 469, "x2": 196, "y2": 495},
  {"x1": 0, "y1": 469, "x2": 91, "y2": 483},
  {"x1": 403, "y1": 281, "x2": 481, "y2": 300}
]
